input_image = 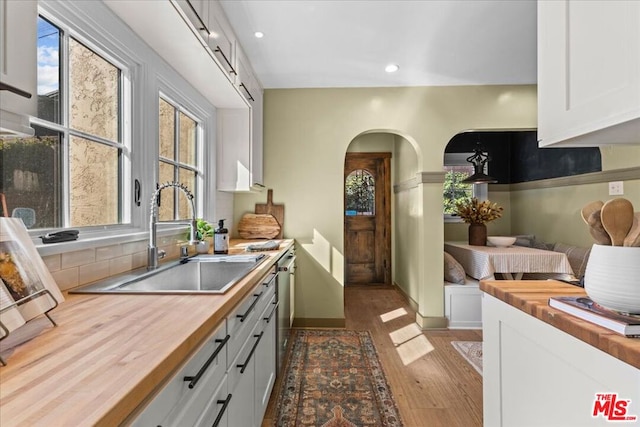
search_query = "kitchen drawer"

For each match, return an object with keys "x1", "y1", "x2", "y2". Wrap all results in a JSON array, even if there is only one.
[
  {"x1": 132, "y1": 321, "x2": 228, "y2": 426},
  {"x1": 195, "y1": 375, "x2": 230, "y2": 427},
  {"x1": 253, "y1": 272, "x2": 276, "y2": 326},
  {"x1": 226, "y1": 270, "x2": 275, "y2": 367}
]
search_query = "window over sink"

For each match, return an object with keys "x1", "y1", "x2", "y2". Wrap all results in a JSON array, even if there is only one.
[{"x1": 0, "y1": 14, "x2": 130, "y2": 229}]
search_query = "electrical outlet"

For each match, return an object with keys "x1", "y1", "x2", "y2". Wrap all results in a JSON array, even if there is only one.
[{"x1": 609, "y1": 181, "x2": 624, "y2": 196}]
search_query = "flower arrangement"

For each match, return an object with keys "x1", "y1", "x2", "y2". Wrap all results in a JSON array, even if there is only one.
[{"x1": 455, "y1": 198, "x2": 503, "y2": 224}]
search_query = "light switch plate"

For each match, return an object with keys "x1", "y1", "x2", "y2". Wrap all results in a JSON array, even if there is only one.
[{"x1": 609, "y1": 181, "x2": 624, "y2": 195}]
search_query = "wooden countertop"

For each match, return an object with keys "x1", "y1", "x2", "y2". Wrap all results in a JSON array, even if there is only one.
[
  {"x1": 480, "y1": 280, "x2": 640, "y2": 370},
  {"x1": 0, "y1": 239, "x2": 294, "y2": 427}
]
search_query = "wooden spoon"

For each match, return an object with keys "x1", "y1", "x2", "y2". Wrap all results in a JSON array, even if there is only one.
[
  {"x1": 600, "y1": 198, "x2": 635, "y2": 246},
  {"x1": 623, "y1": 212, "x2": 640, "y2": 247},
  {"x1": 587, "y1": 210, "x2": 612, "y2": 245},
  {"x1": 581, "y1": 200, "x2": 604, "y2": 225}
]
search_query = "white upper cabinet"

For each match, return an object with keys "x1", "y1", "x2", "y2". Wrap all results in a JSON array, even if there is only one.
[
  {"x1": 0, "y1": 0, "x2": 37, "y2": 137},
  {"x1": 207, "y1": 1, "x2": 237, "y2": 79},
  {"x1": 537, "y1": 0, "x2": 640, "y2": 147},
  {"x1": 217, "y1": 42, "x2": 264, "y2": 192}
]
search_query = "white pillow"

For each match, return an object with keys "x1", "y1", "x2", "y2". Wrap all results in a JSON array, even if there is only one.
[{"x1": 444, "y1": 252, "x2": 466, "y2": 284}]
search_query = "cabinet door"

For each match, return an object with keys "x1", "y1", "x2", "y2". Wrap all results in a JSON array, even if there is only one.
[
  {"x1": 132, "y1": 321, "x2": 228, "y2": 426},
  {"x1": 538, "y1": 0, "x2": 640, "y2": 146},
  {"x1": 228, "y1": 327, "x2": 262, "y2": 427},
  {"x1": 0, "y1": 0, "x2": 37, "y2": 116},
  {"x1": 250, "y1": 82, "x2": 264, "y2": 187},
  {"x1": 217, "y1": 107, "x2": 251, "y2": 192},
  {"x1": 255, "y1": 295, "x2": 277, "y2": 424},
  {"x1": 175, "y1": 0, "x2": 209, "y2": 40}
]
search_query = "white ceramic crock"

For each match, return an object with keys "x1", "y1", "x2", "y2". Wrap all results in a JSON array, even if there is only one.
[{"x1": 583, "y1": 244, "x2": 640, "y2": 314}]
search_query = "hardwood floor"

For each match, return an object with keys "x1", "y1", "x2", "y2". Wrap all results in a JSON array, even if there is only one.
[{"x1": 262, "y1": 285, "x2": 483, "y2": 427}]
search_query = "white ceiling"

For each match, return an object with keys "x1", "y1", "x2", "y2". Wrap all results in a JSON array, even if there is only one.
[{"x1": 220, "y1": 0, "x2": 538, "y2": 89}]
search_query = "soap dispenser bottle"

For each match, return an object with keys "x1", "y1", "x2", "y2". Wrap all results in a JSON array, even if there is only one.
[{"x1": 214, "y1": 219, "x2": 229, "y2": 254}]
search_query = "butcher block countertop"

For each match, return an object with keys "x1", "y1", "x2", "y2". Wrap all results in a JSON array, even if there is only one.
[
  {"x1": 0, "y1": 239, "x2": 293, "y2": 427},
  {"x1": 480, "y1": 280, "x2": 640, "y2": 370}
]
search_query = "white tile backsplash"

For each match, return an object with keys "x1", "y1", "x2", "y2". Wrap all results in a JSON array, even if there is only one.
[
  {"x1": 44, "y1": 232, "x2": 187, "y2": 290},
  {"x1": 61, "y1": 249, "x2": 96, "y2": 269}
]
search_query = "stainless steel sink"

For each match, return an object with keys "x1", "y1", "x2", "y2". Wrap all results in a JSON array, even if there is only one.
[{"x1": 70, "y1": 254, "x2": 267, "y2": 294}]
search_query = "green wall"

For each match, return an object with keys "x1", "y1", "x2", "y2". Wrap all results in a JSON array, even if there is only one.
[{"x1": 233, "y1": 85, "x2": 537, "y2": 326}]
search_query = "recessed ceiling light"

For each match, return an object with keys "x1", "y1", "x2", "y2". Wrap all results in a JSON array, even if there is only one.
[
  {"x1": 385, "y1": 64, "x2": 399, "y2": 73},
  {"x1": 254, "y1": 31, "x2": 264, "y2": 38}
]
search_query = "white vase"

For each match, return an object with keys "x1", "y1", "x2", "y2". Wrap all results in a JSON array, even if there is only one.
[
  {"x1": 195, "y1": 240, "x2": 210, "y2": 254},
  {"x1": 584, "y1": 244, "x2": 640, "y2": 314}
]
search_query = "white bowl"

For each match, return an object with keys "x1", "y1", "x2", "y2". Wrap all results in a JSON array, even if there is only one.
[
  {"x1": 487, "y1": 236, "x2": 516, "y2": 247},
  {"x1": 584, "y1": 244, "x2": 640, "y2": 314}
]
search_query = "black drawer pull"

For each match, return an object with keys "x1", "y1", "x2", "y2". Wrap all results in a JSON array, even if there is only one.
[
  {"x1": 184, "y1": 334, "x2": 230, "y2": 389},
  {"x1": 239, "y1": 83, "x2": 255, "y2": 101},
  {"x1": 237, "y1": 332, "x2": 263, "y2": 374},
  {"x1": 236, "y1": 292, "x2": 263, "y2": 322},
  {"x1": 262, "y1": 273, "x2": 276, "y2": 287},
  {"x1": 264, "y1": 301, "x2": 278, "y2": 323},
  {"x1": 214, "y1": 46, "x2": 237, "y2": 75},
  {"x1": 212, "y1": 393, "x2": 232, "y2": 427}
]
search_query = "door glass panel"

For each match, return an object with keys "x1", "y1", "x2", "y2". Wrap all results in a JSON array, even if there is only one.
[{"x1": 345, "y1": 169, "x2": 375, "y2": 216}]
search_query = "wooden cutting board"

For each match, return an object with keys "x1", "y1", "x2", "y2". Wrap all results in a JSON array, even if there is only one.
[
  {"x1": 255, "y1": 189, "x2": 284, "y2": 239},
  {"x1": 237, "y1": 213, "x2": 281, "y2": 239}
]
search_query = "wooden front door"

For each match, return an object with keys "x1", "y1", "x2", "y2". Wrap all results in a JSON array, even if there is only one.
[{"x1": 344, "y1": 152, "x2": 391, "y2": 285}]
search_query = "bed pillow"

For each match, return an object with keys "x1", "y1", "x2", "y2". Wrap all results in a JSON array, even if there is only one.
[{"x1": 444, "y1": 252, "x2": 466, "y2": 284}]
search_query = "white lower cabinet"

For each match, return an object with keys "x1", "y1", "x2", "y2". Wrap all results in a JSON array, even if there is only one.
[
  {"x1": 483, "y1": 293, "x2": 640, "y2": 427},
  {"x1": 132, "y1": 321, "x2": 228, "y2": 426},
  {"x1": 131, "y1": 268, "x2": 278, "y2": 426}
]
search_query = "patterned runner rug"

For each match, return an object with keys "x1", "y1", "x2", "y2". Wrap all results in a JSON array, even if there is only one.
[
  {"x1": 275, "y1": 329, "x2": 403, "y2": 426},
  {"x1": 451, "y1": 341, "x2": 483, "y2": 375}
]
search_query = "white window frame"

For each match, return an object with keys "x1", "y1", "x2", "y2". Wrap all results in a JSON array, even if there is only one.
[
  {"x1": 32, "y1": 7, "x2": 134, "y2": 233},
  {"x1": 157, "y1": 89, "x2": 205, "y2": 219},
  {"x1": 444, "y1": 152, "x2": 488, "y2": 223}
]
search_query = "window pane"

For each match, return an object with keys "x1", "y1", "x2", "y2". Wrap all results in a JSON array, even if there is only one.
[
  {"x1": 69, "y1": 136, "x2": 119, "y2": 226},
  {"x1": 345, "y1": 169, "x2": 375, "y2": 215},
  {"x1": 159, "y1": 98, "x2": 174, "y2": 160},
  {"x1": 158, "y1": 161, "x2": 174, "y2": 221},
  {"x1": 0, "y1": 126, "x2": 62, "y2": 229},
  {"x1": 178, "y1": 168, "x2": 196, "y2": 220},
  {"x1": 69, "y1": 38, "x2": 120, "y2": 141},
  {"x1": 37, "y1": 17, "x2": 61, "y2": 124},
  {"x1": 179, "y1": 112, "x2": 196, "y2": 166},
  {"x1": 443, "y1": 166, "x2": 473, "y2": 215}
]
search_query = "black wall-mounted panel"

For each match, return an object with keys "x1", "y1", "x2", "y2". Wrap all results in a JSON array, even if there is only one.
[{"x1": 445, "y1": 131, "x2": 601, "y2": 184}]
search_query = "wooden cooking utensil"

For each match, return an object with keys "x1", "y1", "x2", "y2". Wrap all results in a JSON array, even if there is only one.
[
  {"x1": 600, "y1": 198, "x2": 635, "y2": 246},
  {"x1": 255, "y1": 189, "x2": 284, "y2": 239},
  {"x1": 580, "y1": 200, "x2": 604, "y2": 224},
  {"x1": 623, "y1": 212, "x2": 640, "y2": 247},
  {"x1": 587, "y1": 210, "x2": 612, "y2": 245}
]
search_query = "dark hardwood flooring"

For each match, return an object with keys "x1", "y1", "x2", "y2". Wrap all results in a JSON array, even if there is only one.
[{"x1": 262, "y1": 285, "x2": 483, "y2": 426}]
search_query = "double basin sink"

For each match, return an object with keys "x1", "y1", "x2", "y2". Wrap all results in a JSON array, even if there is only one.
[{"x1": 70, "y1": 254, "x2": 267, "y2": 294}]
